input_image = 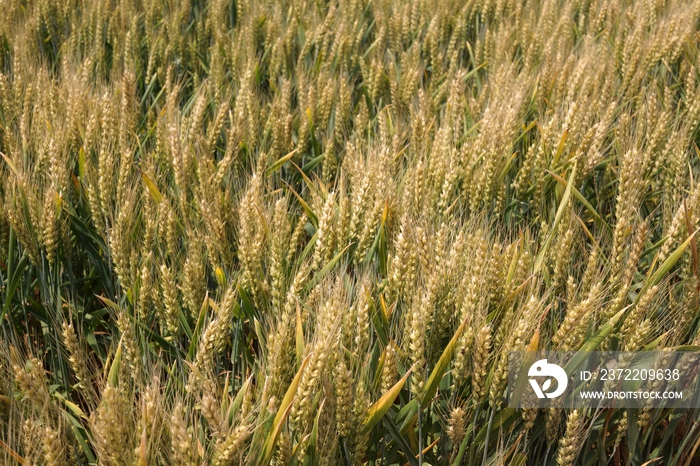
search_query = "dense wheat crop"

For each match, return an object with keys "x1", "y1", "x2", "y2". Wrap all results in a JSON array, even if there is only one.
[{"x1": 1, "y1": 0, "x2": 700, "y2": 464}]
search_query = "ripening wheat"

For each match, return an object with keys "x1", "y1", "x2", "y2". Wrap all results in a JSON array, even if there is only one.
[{"x1": 1, "y1": 0, "x2": 700, "y2": 464}]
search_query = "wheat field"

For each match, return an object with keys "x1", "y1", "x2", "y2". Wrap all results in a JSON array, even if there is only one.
[{"x1": 1, "y1": 0, "x2": 700, "y2": 464}]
